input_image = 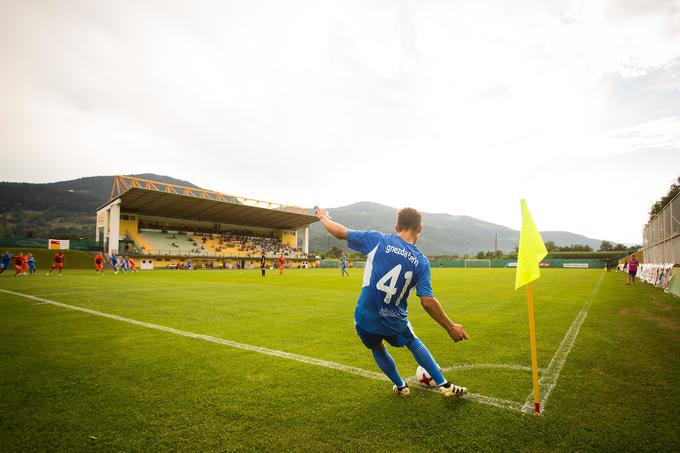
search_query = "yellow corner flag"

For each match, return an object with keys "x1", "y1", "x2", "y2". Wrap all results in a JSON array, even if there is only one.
[
  {"x1": 515, "y1": 199, "x2": 548, "y2": 290},
  {"x1": 515, "y1": 199, "x2": 547, "y2": 415}
]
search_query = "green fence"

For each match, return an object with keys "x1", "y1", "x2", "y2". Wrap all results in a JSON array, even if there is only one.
[
  {"x1": 0, "y1": 237, "x2": 48, "y2": 248},
  {"x1": 430, "y1": 259, "x2": 608, "y2": 269},
  {"x1": 320, "y1": 259, "x2": 366, "y2": 269},
  {"x1": 70, "y1": 240, "x2": 100, "y2": 251},
  {"x1": 0, "y1": 237, "x2": 100, "y2": 251},
  {"x1": 322, "y1": 258, "x2": 608, "y2": 269}
]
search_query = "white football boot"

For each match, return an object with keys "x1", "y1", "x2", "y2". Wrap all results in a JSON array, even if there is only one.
[
  {"x1": 439, "y1": 382, "x2": 468, "y2": 398},
  {"x1": 392, "y1": 384, "x2": 410, "y2": 397}
]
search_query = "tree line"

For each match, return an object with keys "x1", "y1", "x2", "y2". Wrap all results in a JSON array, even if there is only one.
[{"x1": 649, "y1": 176, "x2": 679, "y2": 221}]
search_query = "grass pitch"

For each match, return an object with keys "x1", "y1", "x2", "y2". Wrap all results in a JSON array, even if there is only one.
[{"x1": 1, "y1": 268, "x2": 679, "y2": 451}]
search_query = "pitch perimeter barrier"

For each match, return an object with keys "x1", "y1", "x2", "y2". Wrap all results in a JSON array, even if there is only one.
[
  {"x1": 0, "y1": 237, "x2": 48, "y2": 248},
  {"x1": 430, "y1": 259, "x2": 607, "y2": 269},
  {"x1": 0, "y1": 237, "x2": 100, "y2": 251},
  {"x1": 320, "y1": 260, "x2": 366, "y2": 269},
  {"x1": 643, "y1": 192, "x2": 680, "y2": 264},
  {"x1": 667, "y1": 268, "x2": 680, "y2": 298}
]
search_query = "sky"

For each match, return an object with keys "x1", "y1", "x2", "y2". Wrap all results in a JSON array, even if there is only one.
[{"x1": 1, "y1": 0, "x2": 679, "y2": 244}]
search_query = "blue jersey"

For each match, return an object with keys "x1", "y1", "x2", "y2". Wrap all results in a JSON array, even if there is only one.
[
  {"x1": 28, "y1": 257, "x2": 36, "y2": 268},
  {"x1": 1, "y1": 253, "x2": 10, "y2": 266},
  {"x1": 341, "y1": 256, "x2": 347, "y2": 268},
  {"x1": 110, "y1": 256, "x2": 118, "y2": 266},
  {"x1": 347, "y1": 230, "x2": 433, "y2": 335}
]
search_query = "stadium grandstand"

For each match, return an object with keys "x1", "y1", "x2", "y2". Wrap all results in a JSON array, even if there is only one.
[{"x1": 96, "y1": 176, "x2": 319, "y2": 269}]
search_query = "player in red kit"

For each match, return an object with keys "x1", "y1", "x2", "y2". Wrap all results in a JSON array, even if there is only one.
[
  {"x1": 22, "y1": 253, "x2": 29, "y2": 275},
  {"x1": 278, "y1": 255, "x2": 285, "y2": 275},
  {"x1": 13, "y1": 253, "x2": 25, "y2": 276},
  {"x1": 47, "y1": 251, "x2": 65, "y2": 276},
  {"x1": 95, "y1": 254, "x2": 104, "y2": 274}
]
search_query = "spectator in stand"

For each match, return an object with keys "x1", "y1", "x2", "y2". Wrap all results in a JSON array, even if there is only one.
[{"x1": 627, "y1": 255, "x2": 639, "y2": 285}]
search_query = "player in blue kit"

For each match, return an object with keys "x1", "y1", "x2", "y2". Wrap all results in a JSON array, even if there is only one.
[
  {"x1": 27, "y1": 253, "x2": 36, "y2": 275},
  {"x1": 341, "y1": 253, "x2": 349, "y2": 277},
  {"x1": 315, "y1": 205, "x2": 469, "y2": 397},
  {"x1": 121, "y1": 256, "x2": 131, "y2": 272},
  {"x1": 109, "y1": 254, "x2": 119, "y2": 274},
  {"x1": 0, "y1": 251, "x2": 11, "y2": 274}
]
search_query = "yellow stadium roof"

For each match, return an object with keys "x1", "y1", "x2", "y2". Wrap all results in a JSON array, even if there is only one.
[{"x1": 99, "y1": 176, "x2": 318, "y2": 230}]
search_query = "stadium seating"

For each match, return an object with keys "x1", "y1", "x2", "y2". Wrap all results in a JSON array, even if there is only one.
[
  {"x1": 135, "y1": 229, "x2": 308, "y2": 259},
  {"x1": 138, "y1": 230, "x2": 202, "y2": 256},
  {"x1": 124, "y1": 228, "x2": 152, "y2": 253}
]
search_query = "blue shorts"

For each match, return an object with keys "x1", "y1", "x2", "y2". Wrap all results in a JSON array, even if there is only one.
[{"x1": 355, "y1": 324, "x2": 416, "y2": 349}]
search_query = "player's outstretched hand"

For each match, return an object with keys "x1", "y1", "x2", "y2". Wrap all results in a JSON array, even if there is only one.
[
  {"x1": 314, "y1": 206, "x2": 332, "y2": 220},
  {"x1": 448, "y1": 323, "x2": 469, "y2": 343}
]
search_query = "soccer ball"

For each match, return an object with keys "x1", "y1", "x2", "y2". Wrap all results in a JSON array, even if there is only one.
[{"x1": 416, "y1": 366, "x2": 437, "y2": 388}]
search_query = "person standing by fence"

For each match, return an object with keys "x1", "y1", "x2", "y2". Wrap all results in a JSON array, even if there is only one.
[{"x1": 627, "y1": 255, "x2": 639, "y2": 285}]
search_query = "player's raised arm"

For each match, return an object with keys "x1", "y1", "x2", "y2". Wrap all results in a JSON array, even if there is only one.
[
  {"x1": 314, "y1": 206, "x2": 348, "y2": 240},
  {"x1": 420, "y1": 296, "x2": 470, "y2": 343}
]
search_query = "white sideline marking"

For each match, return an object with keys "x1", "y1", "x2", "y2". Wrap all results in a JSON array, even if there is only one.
[
  {"x1": 31, "y1": 284, "x2": 230, "y2": 298},
  {"x1": 0, "y1": 289, "x2": 385, "y2": 381},
  {"x1": 405, "y1": 363, "x2": 538, "y2": 413},
  {"x1": 1, "y1": 288, "x2": 526, "y2": 414},
  {"x1": 411, "y1": 384, "x2": 525, "y2": 413},
  {"x1": 522, "y1": 271, "x2": 606, "y2": 415}
]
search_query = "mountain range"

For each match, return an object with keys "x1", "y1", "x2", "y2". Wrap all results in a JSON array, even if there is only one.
[
  {"x1": 0, "y1": 175, "x2": 605, "y2": 254},
  {"x1": 308, "y1": 201, "x2": 603, "y2": 255}
]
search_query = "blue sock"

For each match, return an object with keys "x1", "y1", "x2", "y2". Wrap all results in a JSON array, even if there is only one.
[
  {"x1": 407, "y1": 338, "x2": 446, "y2": 386},
  {"x1": 371, "y1": 347, "x2": 405, "y2": 387}
]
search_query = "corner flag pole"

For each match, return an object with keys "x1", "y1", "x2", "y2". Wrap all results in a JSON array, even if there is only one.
[
  {"x1": 527, "y1": 282, "x2": 540, "y2": 414},
  {"x1": 515, "y1": 199, "x2": 547, "y2": 416}
]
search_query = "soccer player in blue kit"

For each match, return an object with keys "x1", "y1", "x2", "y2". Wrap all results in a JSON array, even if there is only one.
[
  {"x1": 315, "y1": 206, "x2": 469, "y2": 397},
  {"x1": 110, "y1": 255, "x2": 119, "y2": 274},
  {"x1": 0, "y1": 251, "x2": 11, "y2": 274},
  {"x1": 341, "y1": 253, "x2": 349, "y2": 277}
]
